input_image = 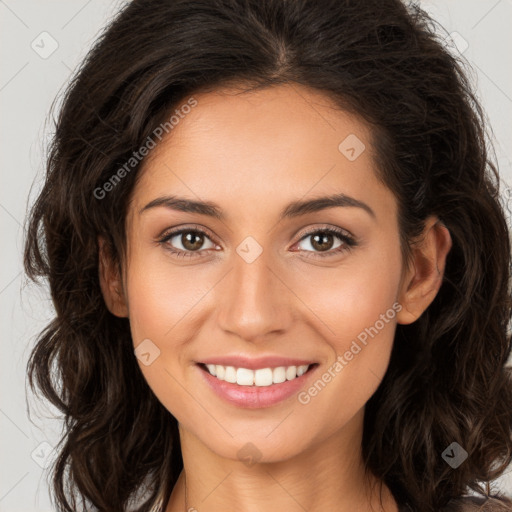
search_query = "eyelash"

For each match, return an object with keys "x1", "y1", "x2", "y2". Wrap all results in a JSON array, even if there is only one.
[{"x1": 157, "y1": 225, "x2": 357, "y2": 260}]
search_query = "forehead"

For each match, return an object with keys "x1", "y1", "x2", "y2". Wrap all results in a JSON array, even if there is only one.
[{"x1": 131, "y1": 83, "x2": 395, "y2": 224}]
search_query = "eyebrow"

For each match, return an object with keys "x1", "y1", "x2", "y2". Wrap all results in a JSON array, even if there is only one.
[{"x1": 139, "y1": 193, "x2": 376, "y2": 220}]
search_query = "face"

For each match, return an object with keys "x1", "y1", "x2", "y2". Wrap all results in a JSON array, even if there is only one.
[{"x1": 102, "y1": 83, "x2": 444, "y2": 464}]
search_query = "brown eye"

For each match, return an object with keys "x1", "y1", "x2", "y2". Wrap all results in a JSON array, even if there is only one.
[
  {"x1": 294, "y1": 227, "x2": 357, "y2": 259},
  {"x1": 159, "y1": 227, "x2": 217, "y2": 258},
  {"x1": 180, "y1": 231, "x2": 206, "y2": 251},
  {"x1": 309, "y1": 232, "x2": 336, "y2": 252}
]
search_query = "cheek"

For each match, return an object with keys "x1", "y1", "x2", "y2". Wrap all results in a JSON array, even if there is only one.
[
  {"x1": 125, "y1": 250, "x2": 211, "y2": 344},
  {"x1": 292, "y1": 233, "x2": 403, "y2": 348},
  {"x1": 124, "y1": 252, "x2": 209, "y2": 422},
  {"x1": 291, "y1": 238, "x2": 403, "y2": 429}
]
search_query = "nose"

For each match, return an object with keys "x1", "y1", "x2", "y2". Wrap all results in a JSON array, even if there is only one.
[{"x1": 215, "y1": 244, "x2": 295, "y2": 344}]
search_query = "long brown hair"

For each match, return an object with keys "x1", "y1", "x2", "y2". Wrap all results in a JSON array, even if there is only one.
[{"x1": 24, "y1": 0, "x2": 512, "y2": 511}]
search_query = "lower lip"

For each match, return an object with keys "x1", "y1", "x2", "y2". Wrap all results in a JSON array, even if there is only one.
[{"x1": 197, "y1": 363, "x2": 318, "y2": 409}]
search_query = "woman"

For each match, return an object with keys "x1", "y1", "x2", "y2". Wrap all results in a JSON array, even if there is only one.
[{"x1": 24, "y1": 0, "x2": 512, "y2": 511}]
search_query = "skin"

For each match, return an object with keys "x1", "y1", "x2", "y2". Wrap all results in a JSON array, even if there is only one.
[{"x1": 99, "y1": 83, "x2": 452, "y2": 512}]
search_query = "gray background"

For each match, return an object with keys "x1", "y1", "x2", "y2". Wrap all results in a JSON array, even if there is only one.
[{"x1": 1, "y1": 1, "x2": 511, "y2": 510}]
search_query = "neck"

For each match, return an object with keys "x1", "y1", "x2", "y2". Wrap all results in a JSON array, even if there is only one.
[{"x1": 165, "y1": 409, "x2": 398, "y2": 512}]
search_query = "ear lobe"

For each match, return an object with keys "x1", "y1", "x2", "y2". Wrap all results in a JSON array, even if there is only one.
[
  {"x1": 396, "y1": 217, "x2": 452, "y2": 325},
  {"x1": 98, "y1": 236, "x2": 129, "y2": 318}
]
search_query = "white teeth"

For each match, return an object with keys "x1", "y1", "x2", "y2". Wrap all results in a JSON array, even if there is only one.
[
  {"x1": 215, "y1": 365, "x2": 225, "y2": 380},
  {"x1": 224, "y1": 366, "x2": 237, "y2": 383},
  {"x1": 255, "y1": 368, "x2": 273, "y2": 386},
  {"x1": 286, "y1": 366, "x2": 297, "y2": 380},
  {"x1": 236, "y1": 367, "x2": 254, "y2": 386},
  {"x1": 204, "y1": 363, "x2": 311, "y2": 387},
  {"x1": 273, "y1": 367, "x2": 286, "y2": 384},
  {"x1": 297, "y1": 365, "x2": 308, "y2": 376}
]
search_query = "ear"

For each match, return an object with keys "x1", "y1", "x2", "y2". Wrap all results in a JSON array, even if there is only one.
[
  {"x1": 98, "y1": 236, "x2": 129, "y2": 318},
  {"x1": 396, "y1": 216, "x2": 452, "y2": 325}
]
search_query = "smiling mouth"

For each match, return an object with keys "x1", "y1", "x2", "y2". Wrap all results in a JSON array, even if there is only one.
[{"x1": 197, "y1": 362, "x2": 318, "y2": 387}]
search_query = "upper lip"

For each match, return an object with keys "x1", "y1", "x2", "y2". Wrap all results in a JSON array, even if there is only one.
[{"x1": 199, "y1": 355, "x2": 316, "y2": 370}]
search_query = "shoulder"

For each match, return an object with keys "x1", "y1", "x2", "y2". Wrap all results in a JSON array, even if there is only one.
[
  {"x1": 399, "y1": 496, "x2": 512, "y2": 511},
  {"x1": 441, "y1": 495, "x2": 512, "y2": 511}
]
